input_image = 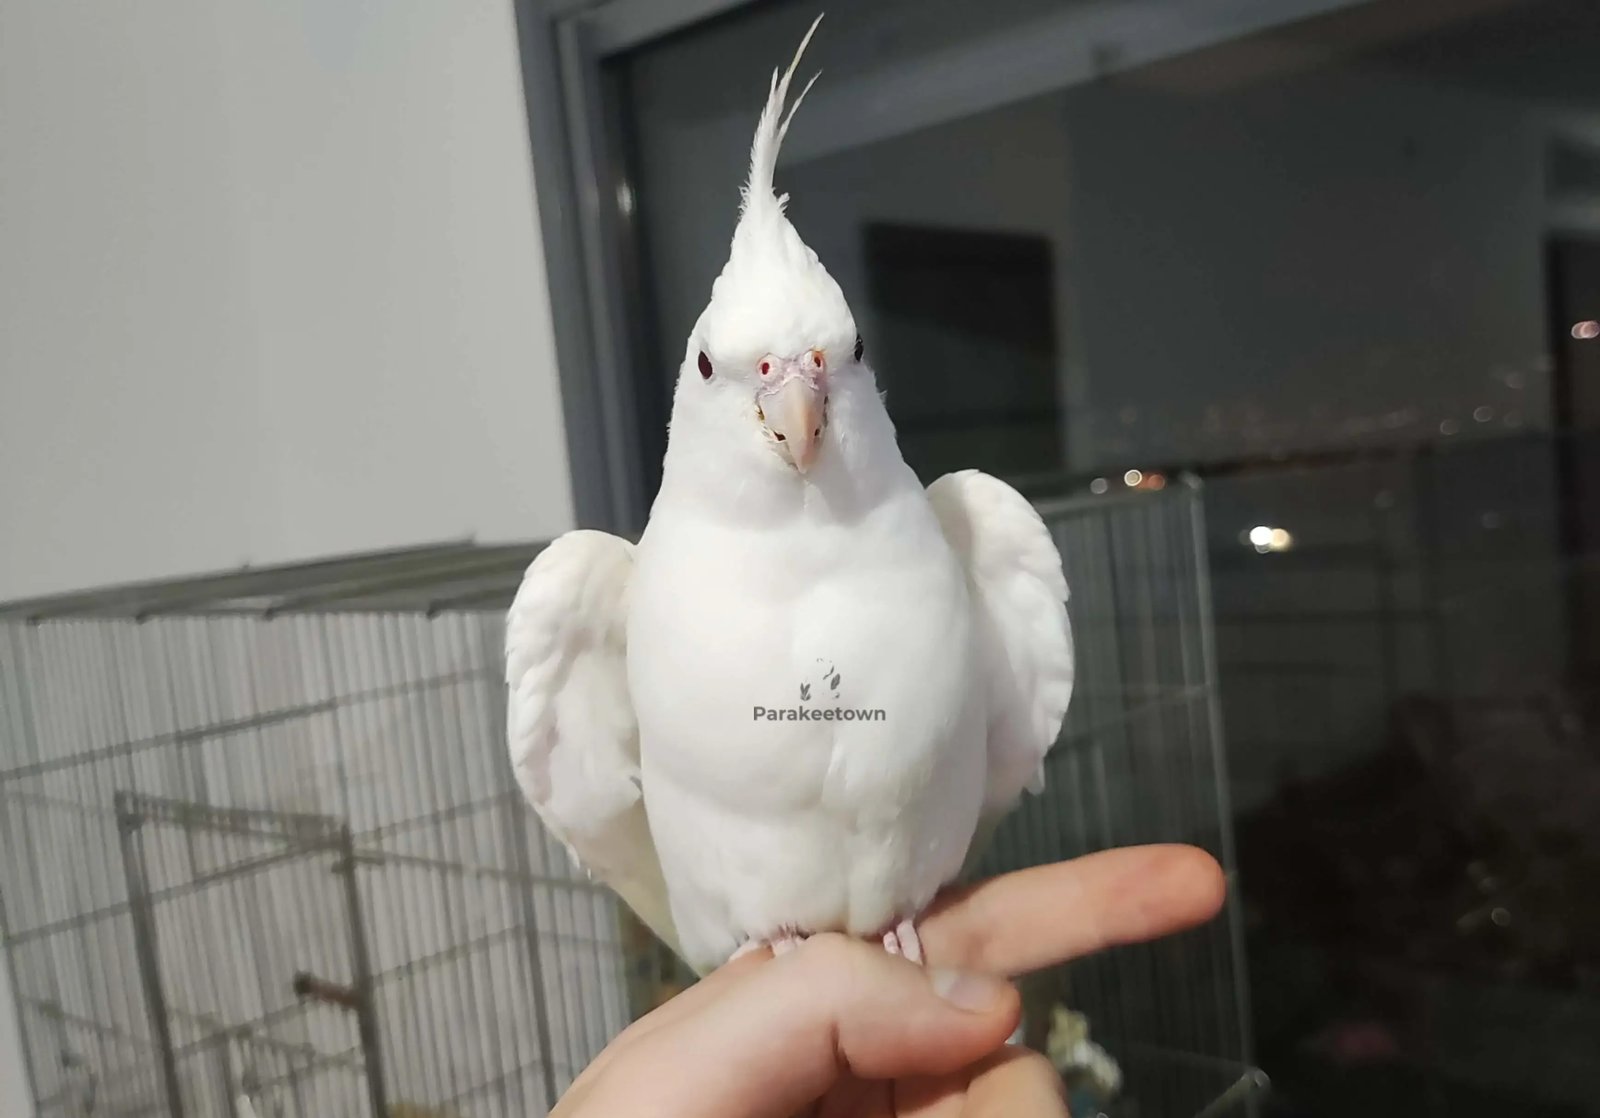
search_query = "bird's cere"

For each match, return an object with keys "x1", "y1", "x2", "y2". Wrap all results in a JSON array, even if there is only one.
[{"x1": 758, "y1": 351, "x2": 828, "y2": 470}]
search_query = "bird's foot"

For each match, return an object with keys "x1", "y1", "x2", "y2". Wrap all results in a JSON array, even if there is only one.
[
  {"x1": 771, "y1": 931, "x2": 808, "y2": 957},
  {"x1": 730, "y1": 927, "x2": 810, "y2": 962},
  {"x1": 881, "y1": 917, "x2": 923, "y2": 965}
]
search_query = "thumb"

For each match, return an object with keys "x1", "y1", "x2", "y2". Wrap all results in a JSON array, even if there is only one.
[{"x1": 596, "y1": 934, "x2": 1020, "y2": 1117}]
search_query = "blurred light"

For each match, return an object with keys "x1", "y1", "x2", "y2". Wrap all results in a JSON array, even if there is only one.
[
  {"x1": 1490, "y1": 906, "x2": 1511, "y2": 927},
  {"x1": 1247, "y1": 525, "x2": 1293, "y2": 553},
  {"x1": 1439, "y1": 419, "x2": 1460, "y2": 435},
  {"x1": 1504, "y1": 410, "x2": 1523, "y2": 428},
  {"x1": 1572, "y1": 320, "x2": 1600, "y2": 340},
  {"x1": 1123, "y1": 469, "x2": 1143, "y2": 487},
  {"x1": 1473, "y1": 406, "x2": 1493, "y2": 423},
  {"x1": 616, "y1": 181, "x2": 636, "y2": 217},
  {"x1": 1146, "y1": 473, "x2": 1167, "y2": 490},
  {"x1": 1090, "y1": 477, "x2": 1109, "y2": 495}
]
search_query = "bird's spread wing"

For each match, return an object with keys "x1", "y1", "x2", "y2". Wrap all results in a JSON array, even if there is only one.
[
  {"x1": 927, "y1": 471, "x2": 1075, "y2": 851},
  {"x1": 505, "y1": 530, "x2": 678, "y2": 953}
]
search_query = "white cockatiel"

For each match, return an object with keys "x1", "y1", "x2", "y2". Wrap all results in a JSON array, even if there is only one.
[{"x1": 506, "y1": 16, "x2": 1073, "y2": 976}]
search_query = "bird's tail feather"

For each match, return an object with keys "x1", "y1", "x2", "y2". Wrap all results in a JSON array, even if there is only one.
[{"x1": 741, "y1": 13, "x2": 823, "y2": 216}]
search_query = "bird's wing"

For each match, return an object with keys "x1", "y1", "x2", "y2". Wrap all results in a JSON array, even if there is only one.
[
  {"x1": 505, "y1": 530, "x2": 679, "y2": 953},
  {"x1": 926, "y1": 471, "x2": 1074, "y2": 858}
]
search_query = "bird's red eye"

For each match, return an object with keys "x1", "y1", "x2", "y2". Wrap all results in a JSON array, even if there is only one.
[
  {"x1": 698, "y1": 351, "x2": 713, "y2": 379},
  {"x1": 760, "y1": 360, "x2": 771, "y2": 375},
  {"x1": 810, "y1": 350, "x2": 824, "y2": 369}
]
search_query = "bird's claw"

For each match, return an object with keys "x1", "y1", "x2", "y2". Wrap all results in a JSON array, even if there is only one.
[
  {"x1": 731, "y1": 927, "x2": 810, "y2": 962},
  {"x1": 881, "y1": 918, "x2": 923, "y2": 965}
]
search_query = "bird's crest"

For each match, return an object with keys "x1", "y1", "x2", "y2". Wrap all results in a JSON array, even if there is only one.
[
  {"x1": 741, "y1": 14, "x2": 823, "y2": 218},
  {"x1": 697, "y1": 13, "x2": 853, "y2": 364}
]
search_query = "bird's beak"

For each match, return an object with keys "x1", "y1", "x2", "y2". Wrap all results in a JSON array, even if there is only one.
[{"x1": 760, "y1": 366, "x2": 826, "y2": 472}]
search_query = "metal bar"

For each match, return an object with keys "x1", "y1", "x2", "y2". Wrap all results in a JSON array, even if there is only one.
[
  {"x1": 356, "y1": 789, "x2": 517, "y2": 843},
  {"x1": 134, "y1": 545, "x2": 538, "y2": 621},
  {"x1": 222, "y1": 1040, "x2": 363, "y2": 1100},
  {"x1": 7, "y1": 843, "x2": 325, "y2": 946},
  {"x1": 356, "y1": 847, "x2": 609, "y2": 893},
  {"x1": 421, "y1": 584, "x2": 527, "y2": 614},
  {"x1": 0, "y1": 881, "x2": 44, "y2": 1108},
  {"x1": 0, "y1": 668, "x2": 494, "y2": 786},
  {"x1": 423, "y1": 613, "x2": 504, "y2": 1108},
  {"x1": 116, "y1": 790, "x2": 344, "y2": 844},
  {"x1": 0, "y1": 629, "x2": 49, "y2": 1111},
  {"x1": 370, "y1": 925, "x2": 520, "y2": 991},
  {"x1": 216, "y1": 1035, "x2": 241, "y2": 1118},
  {"x1": 0, "y1": 541, "x2": 478, "y2": 622},
  {"x1": 377, "y1": 614, "x2": 469, "y2": 1103},
  {"x1": 335, "y1": 829, "x2": 389, "y2": 1118},
  {"x1": 259, "y1": 549, "x2": 541, "y2": 617},
  {"x1": 115, "y1": 798, "x2": 187, "y2": 1118},
  {"x1": 496, "y1": 703, "x2": 563, "y2": 1107},
  {"x1": 1185, "y1": 480, "x2": 1257, "y2": 1080},
  {"x1": 15, "y1": 995, "x2": 160, "y2": 1051},
  {"x1": 116, "y1": 793, "x2": 343, "y2": 844},
  {"x1": 0, "y1": 701, "x2": 333, "y2": 785}
]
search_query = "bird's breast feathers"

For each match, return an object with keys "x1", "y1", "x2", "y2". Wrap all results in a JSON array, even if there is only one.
[{"x1": 626, "y1": 491, "x2": 979, "y2": 813}]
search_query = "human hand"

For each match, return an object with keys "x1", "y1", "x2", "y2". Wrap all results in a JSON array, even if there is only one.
[{"x1": 553, "y1": 844, "x2": 1225, "y2": 1116}]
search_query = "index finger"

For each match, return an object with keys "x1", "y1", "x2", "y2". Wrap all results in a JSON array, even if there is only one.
[{"x1": 918, "y1": 844, "x2": 1226, "y2": 976}]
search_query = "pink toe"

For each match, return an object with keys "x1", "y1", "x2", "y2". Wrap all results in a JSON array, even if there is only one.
[{"x1": 896, "y1": 919, "x2": 923, "y2": 965}]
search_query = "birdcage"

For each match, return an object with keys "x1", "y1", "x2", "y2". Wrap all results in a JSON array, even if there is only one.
[
  {"x1": 0, "y1": 481, "x2": 1258, "y2": 1118},
  {"x1": 981, "y1": 478, "x2": 1263, "y2": 1118}
]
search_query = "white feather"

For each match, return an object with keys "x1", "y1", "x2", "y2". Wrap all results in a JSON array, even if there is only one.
[
  {"x1": 926, "y1": 470, "x2": 1075, "y2": 816},
  {"x1": 741, "y1": 13, "x2": 823, "y2": 217},
  {"x1": 505, "y1": 531, "x2": 679, "y2": 952}
]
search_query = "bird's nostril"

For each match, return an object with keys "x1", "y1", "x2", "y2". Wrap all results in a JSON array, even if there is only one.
[
  {"x1": 812, "y1": 428, "x2": 820, "y2": 438},
  {"x1": 775, "y1": 433, "x2": 786, "y2": 442}
]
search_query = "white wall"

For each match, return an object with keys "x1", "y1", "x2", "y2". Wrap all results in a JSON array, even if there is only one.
[
  {"x1": 0, "y1": 2, "x2": 575, "y2": 1111},
  {"x1": 0, "y1": 0, "x2": 574, "y2": 605}
]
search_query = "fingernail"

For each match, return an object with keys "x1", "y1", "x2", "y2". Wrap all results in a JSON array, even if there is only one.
[{"x1": 929, "y1": 968, "x2": 1007, "y2": 1012}]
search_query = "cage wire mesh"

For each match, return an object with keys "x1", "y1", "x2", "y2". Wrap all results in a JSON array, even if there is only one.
[
  {"x1": 0, "y1": 482, "x2": 1257, "y2": 1118},
  {"x1": 978, "y1": 480, "x2": 1262, "y2": 1118}
]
